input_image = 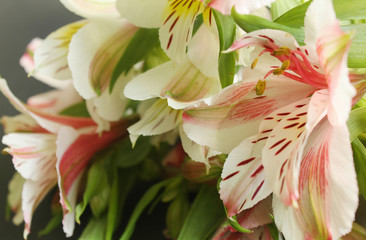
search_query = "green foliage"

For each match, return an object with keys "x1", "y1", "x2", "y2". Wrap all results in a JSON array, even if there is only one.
[
  {"x1": 38, "y1": 207, "x2": 63, "y2": 237},
  {"x1": 177, "y1": 185, "x2": 226, "y2": 240},
  {"x1": 352, "y1": 138, "x2": 366, "y2": 200},
  {"x1": 59, "y1": 101, "x2": 90, "y2": 117},
  {"x1": 166, "y1": 191, "x2": 190, "y2": 239},
  {"x1": 110, "y1": 28, "x2": 160, "y2": 92},
  {"x1": 227, "y1": 215, "x2": 251, "y2": 233},
  {"x1": 79, "y1": 217, "x2": 107, "y2": 240},
  {"x1": 213, "y1": 10, "x2": 236, "y2": 88},
  {"x1": 348, "y1": 107, "x2": 366, "y2": 141},
  {"x1": 113, "y1": 136, "x2": 151, "y2": 168},
  {"x1": 119, "y1": 178, "x2": 173, "y2": 240},
  {"x1": 271, "y1": 0, "x2": 305, "y2": 20}
]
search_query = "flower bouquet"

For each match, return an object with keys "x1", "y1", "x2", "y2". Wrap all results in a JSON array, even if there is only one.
[{"x1": 2, "y1": 0, "x2": 366, "y2": 239}]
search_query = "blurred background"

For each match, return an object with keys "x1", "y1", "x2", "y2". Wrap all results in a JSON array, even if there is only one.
[{"x1": 0, "y1": 1, "x2": 365, "y2": 240}]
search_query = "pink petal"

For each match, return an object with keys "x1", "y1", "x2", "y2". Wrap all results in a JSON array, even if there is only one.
[{"x1": 209, "y1": 0, "x2": 275, "y2": 15}]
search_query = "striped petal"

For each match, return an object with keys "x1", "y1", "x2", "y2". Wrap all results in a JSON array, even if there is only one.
[
  {"x1": 160, "y1": 0, "x2": 204, "y2": 62},
  {"x1": 20, "y1": 38, "x2": 72, "y2": 89},
  {"x1": 56, "y1": 124, "x2": 127, "y2": 236},
  {"x1": 273, "y1": 119, "x2": 358, "y2": 240},
  {"x1": 208, "y1": 0, "x2": 275, "y2": 15},
  {"x1": 127, "y1": 99, "x2": 182, "y2": 146},
  {"x1": 60, "y1": 0, "x2": 119, "y2": 19},
  {"x1": 0, "y1": 79, "x2": 95, "y2": 133},
  {"x1": 34, "y1": 21, "x2": 87, "y2": 80},
  {"x1": 2, "y1": 133, "x2": 57, "y2": 182},
  {"x1": 68, "y1": 18, "x2": 137, "y2": 98},
  {"x1": 124, "y1": 57, "x2": 221, "y2": 110},
  {"x1": 182, "y1": 73, "x2": 314, "y2": 153}
]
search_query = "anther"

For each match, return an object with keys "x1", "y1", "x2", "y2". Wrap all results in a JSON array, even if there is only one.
[
  {"x1": 251, "y1": 58, "x2": 258, "y2": 69},
  {"x1": 273, "y1": 68, "x2": 284, "y2": 75},
  {"x1": 281, "y1": 60, "x2": 290, "y2": 70},
  {"x1": 255, "y1": 80, "x2": 266, "y2": 95},
  {"x1": 272, "y1": 47, "x2": 291, "y2": 56}
]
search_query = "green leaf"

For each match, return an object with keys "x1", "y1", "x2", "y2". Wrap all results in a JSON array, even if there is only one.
[
  {"x1": 232, "y1": 11, "x2": 305, "y2": 45},
  {"x1": 79, "y1": 217, "x2": 107, "y2": 240},
  {"x1": 213, "y1": 10, "x2": 236, "y2": 88},
  {"x1": 59, "y1": 101, "x2": 90, "y2": 117},
  {"x1": 110, "y1": 28, "x2": 160, "y2": 92},
  {"x1": 166, "y1": 192, "x2": 190, "y2": 239},
  {"x1": 347, "y1": 107, "x2": 366, "y2": 142},
  {"x1": 76, "y1": 155, "x2": 110, "y2": 222},
  {"x1": 177, "y1": 185, "x2": 226, "y2": 240},
  {"x1": 271, "y1": 0, "x2": 305, "y2": 20},
  {"x1": 342, "y1": 24, "x2": 366, "y2": 68},
  {"x1": 275, "y1": 0, "x2": 366, "y2": 28},
  {"x1": 119, "y1": 178, "x2": 173, "y2": 240},
  {"x1": 114, "y1": 136, "x2": 151, "y2": 168},
  {"x1": 352, "y1": 138, "x2": 366, "y2": 201},
  {"x1": 267, "y1": 222, "x2": 281, "y2": 240},
  {"x1": 38, "y1": 207, "x2": 63, "y2": 236}
]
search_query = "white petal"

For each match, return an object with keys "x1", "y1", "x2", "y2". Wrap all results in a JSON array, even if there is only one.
[
  {"x1": 117, "y1": 0, "x2": 167, "y2": 28},
  {"x1": 60, "y1": 0, "x2": 119, "y2": 19},
  {"x1": 34, "y1": 21, "x2": 86, "y2": 80},
  {"x1": 220, "y1": 136, "x2": 272, "y2": 217},
  {"x1": 1, "y1": 114, "x2": 39, "y2": 134},
  {"x1": 127, "y1": 99, "x2": 182, "y2": 146},
  {"x1": 68, "y1": 18, "x2": 136, "y2": 99},
  {"x1": 187, "y1": 24, "x2": 220, "y2": 78},
  {"x1": 209, "y1": 0, "x2": 275, "y2": 15},
  {"x1": 2, "y1": 133, "x2": 57, "y2": 182}
]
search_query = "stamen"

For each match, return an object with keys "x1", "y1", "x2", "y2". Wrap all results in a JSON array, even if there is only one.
[
  {"x1": 251, "y1": 58, "x2": 258, "y2": 69},
  {"x1": 255, "y1": 80, "x2": 266, "y2": 95},
  {"x1": 272, "y1": 47, "x2": 291, "y2": 56},
  {"x1": 281, "y1": 60, "x2": 290, "y2": 70},
  {"x1": 273, "y1": 68, "x2": 284, "y2": 75}
]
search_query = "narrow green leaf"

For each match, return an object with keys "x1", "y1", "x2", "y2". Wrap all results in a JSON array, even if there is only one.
[
  {"x1": 271, "y1": 0, "x2": 305, "y2": 20},
  {"x1": 79, "y1": 217, "x2": 107, "y2": 240},
  {"x1": 232, "y1": 11, "x2": 305, "y2": 45},
  {"x1": 115, "y1": 136, "x2": 151, "y2": 168},
  {"x1": 267, "y1": 222, "x2": 281, "y2": 240},
  {"x1": 213, "y1": 9, "x2": 236, "y2": 88},
  {"x1": 352, "y1": 138, "x2": 366, "y2": 200},
  {"x1": 166, "y1": 192, "x2": 190, "y2": 239},
  {"x1": 110, "y1": 28, "x2": 160, "y2": 92},
  {"x1": 227, "y1": 215, "x2": 251, "y2": 233},
  {"x1": 76, "y1": 156, "x2": 110, "y2": 222},
  {"x1": 347, "y1": 107, "x2": 366, "y2": 142},
  {"x1": 177, "y1": 185, "x2": 226, "y2": 240},
  {"x1": 59, "y1": 101, "x2": 90, "y2": 117},
  {"x1": 275, "y1": 0, "x2": 366, "y2": 28},
  {"x1": 119, "y1": 178, "x2": 173, "y2": 240}
]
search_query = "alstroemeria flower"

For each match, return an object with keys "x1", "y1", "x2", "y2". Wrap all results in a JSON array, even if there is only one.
[
  {"x1": 117, "y1": 0, "x2": 273, "y2": 62},
  {"x1": 207, "y1": 0, "x2": 275, "y2": 15},
  {"x1": 68, "y1": 18, "x2": 138, "y2": 130},
  {"x1": 203, "y1": 0, "x2": 359, "y2": 239},
  {"x1": 124, "y1": 25, "x2": 221, "y2": 166}
]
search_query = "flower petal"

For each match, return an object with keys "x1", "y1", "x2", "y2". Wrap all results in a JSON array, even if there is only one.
[
  {"x1": 183, "y1": 74, "x2": 314, "y2": 153},
  {"x1": 34, "y1": 21, "x2": 86, "y2": 80},
  {"x1": 159, "y1": 0, "x2": 204, "y2": 62},
  {"x1": 274, "y1": 120, "x2": 358, "y2": 240},
  {"x1": 2, "y1": 133, "x2": 57, "y2": 182},
  {"x1": 60, "y1": 0, "x2": 119, "y2": 19},
  {"x1": 7, "y1": 173, "x2": 25, "y2": 226},
  {"x1": 208, "y1": 0, "x2": 275, "y2": 15},
  {"x1": 68, "y1": 18, "x2": 137, "y2": 99},
  {"x1": 116, "y1": 0, "x2": 167, "y2": 28},
  {"x1": 127, "y1": 99, "x2": 182, "y2": 146}
]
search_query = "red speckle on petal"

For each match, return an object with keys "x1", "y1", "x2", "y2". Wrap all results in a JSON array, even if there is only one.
[
  {"x1": 284, "y1": 123, "x2": 299, "y2": 129},
  {"x1": 279, "y1": 159, "x2": 288, "y2": 179},
  {"x1": 252, "y1": 180, "x2": 265, "y2": 200},
  {"x1": 296, "y1": 112, "x2": 307, "y2": 116},
  {"x1": 277, "y1": 112, "x2": 291, "y2": 116},
  {"x1": 169, "y1": 16, "x2": 179, "y2": 32},
  {"x1": 275, "y1": 140, "x2": 292, "y2": 156},
  {"x1": 270, "y1": 138, "x2": 286, "y2": 149},
  {"x1": 223, "y1": 171, "x2": 239, "y2": 181},
  {"x1": 258, "y1": 35, "x2": 274, "y2": 43},
  {"x1": 251, "y1": 165, "x2": 264, "y2": 178},
  {"x1": 167, "y1": 34, "x2": 173, "y2": 50},
  {"x1": 237, "y1": 157, "x2": 255, "y2": 166}
]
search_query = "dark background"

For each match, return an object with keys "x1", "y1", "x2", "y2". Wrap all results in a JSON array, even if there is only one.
[{"x1": 0, "y1": 1, "x2": 365, "y2": 240}]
